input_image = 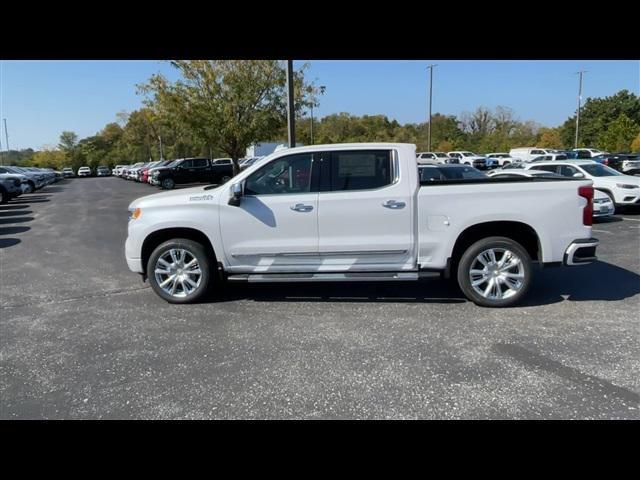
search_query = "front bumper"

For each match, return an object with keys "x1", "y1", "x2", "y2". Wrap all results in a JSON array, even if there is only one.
[{"x1": 563, "y1": 238, "x2": 599, "y2": 266}]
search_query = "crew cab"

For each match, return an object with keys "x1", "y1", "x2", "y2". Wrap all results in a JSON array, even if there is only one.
[
  {"x1": 447, "y1": 151, "x2": 487, "y2": 169},
  {"x1": 416, "y1": 152, "x2": 451, "y2": 165},
  {"x1": 150, "y1": 157, "x2": 234, "y2": 190},
  {"x1": 126, "y1": 143, "x2": 599, "y2": 308}
]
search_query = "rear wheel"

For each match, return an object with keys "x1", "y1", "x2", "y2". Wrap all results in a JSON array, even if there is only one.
[
  {"x1": 0, "y1": 187, "x2": 7, "y2": 204},
  {"x1": 147, "y1": 238, "x2": 212, "y2": 304},
  {"x1": 161, "y1": 178, "x2": 175, "y2": 189},
  {"x1": 457, "y1": 236, "x2": 532, "y2": 308}
]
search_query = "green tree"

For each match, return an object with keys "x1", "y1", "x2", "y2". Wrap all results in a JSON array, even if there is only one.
[
  {"x1": 560, "y1": 90, "x2": 640, "y2": 148},
  {"x1": 58, "y1": 131, "x2": 78, "y2": 151},
  {"x1": 139, "y1": 60, "x2": 316, "y2": 173},
  {"x1": 597, "y1": 113, "x2": 640, "y2": 152},
  {"x1": 537, "y1": 127, "x2": 563, "y2": 148},
  {"x1": 631, "y1": 132, "x2": 640, "y2": 152}
]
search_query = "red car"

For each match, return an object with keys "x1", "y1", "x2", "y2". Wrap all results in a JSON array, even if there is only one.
[{"x1": 141, "y1": 160, "x2": 171, "y2": 183}]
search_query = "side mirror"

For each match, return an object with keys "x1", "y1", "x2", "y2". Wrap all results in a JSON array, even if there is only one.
[
  {"x1": 228, "y1": 182, "x2": 243, "y2": 206},
  {"x1": 573, "y1": 172, "x2": 585, "y2": 178}
]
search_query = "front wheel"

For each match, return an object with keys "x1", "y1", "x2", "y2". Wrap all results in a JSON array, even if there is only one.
[
  {"x1": 457, "y1": 236, "x2": 532, "y2": 308},
  {"x1": 147, "y1": 239, "x2": 212, "y2": 304},
  {"x1": 0, "y1": 187, "x2": 7, "y2": 204},
  {"x1": 220, "y1": 175, "x2": 231, "y2": 184},
  {"x1": 161, "y1": 178, "x2": 175, "y2": 189}
]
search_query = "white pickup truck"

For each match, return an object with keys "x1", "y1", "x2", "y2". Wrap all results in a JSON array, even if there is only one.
[{"x1": 125, "y1": 143, "x2": 599, "y2": 307}]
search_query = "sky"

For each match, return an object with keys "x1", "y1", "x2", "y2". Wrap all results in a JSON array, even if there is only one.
[{"x1": 1, "y1": 60, "x2": 638, "y2": 150}]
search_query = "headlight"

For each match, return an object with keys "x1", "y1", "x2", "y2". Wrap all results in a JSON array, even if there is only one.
[
  {"x1": 616, "y1": 183, "x2": 639, "y2": 189},
  {"x1": 128, "y1": 207, "x2": 141, "y2": 220}
]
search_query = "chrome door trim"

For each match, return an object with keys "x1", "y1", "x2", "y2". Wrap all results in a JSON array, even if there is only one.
[{"x1": 231, "y1": 249, "x2": 409, "y2": 259}]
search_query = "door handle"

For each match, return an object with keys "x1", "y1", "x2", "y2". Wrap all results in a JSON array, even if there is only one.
[
  {"x1": 290, "y1": 203, "x2": 314, "y2": 212},
  {"x1": 382, "y1": 200, "x2": 406, "y2": 209}
]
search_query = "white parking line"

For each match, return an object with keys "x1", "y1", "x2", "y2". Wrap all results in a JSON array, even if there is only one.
[
  {"x1": 592, "y1": 229, "x2": 612, "y2": 234},
  {"x1": 622, "y1": 218, "x2": 640, "y2": 222}
]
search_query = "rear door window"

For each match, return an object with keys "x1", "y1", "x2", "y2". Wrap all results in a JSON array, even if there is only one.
[{"x1": 329, "y1": 150, "x2": 392, "y2": 191}]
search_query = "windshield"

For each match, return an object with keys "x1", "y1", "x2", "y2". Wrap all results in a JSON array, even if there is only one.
[
  {"x1": 461, "y1": 152, "x2": 476, "y2": 157},
  {"x1": 581, "y1": 164, "x2": 622, "y2": 177},
  {"x1": 164, "y1": 160, "x2": 180, "y2": 168},
  {"x1": 435, "y1": 153, "x2": 448, "y2": 158}
]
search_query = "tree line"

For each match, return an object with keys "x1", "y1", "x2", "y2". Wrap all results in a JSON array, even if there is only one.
[{"x1": 4, "y1": 60, "x2": 640, "y2": 172}]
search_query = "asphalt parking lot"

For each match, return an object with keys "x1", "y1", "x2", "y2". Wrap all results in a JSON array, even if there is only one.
[{"x1": 1, "y1": 177, "x2": 639, "y2": 419}]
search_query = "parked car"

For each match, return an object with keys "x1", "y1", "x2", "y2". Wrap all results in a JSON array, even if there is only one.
[
  {"x1": 78, "y1": 166, "x2": 92, "y2": 177},
  {"x1": 509, "y1": 147, "x2": 557, "y2": 163},
  {"x1": 126, "y1": 142, "x2": 599, "y2": 308},
  {"x1": 150, "y1": 157, "x2": 234, "y2": 189},
  {"x1": 530, "y1": 153, "x2": 569, "y2": 162},
  {"x1": 447, "y1": 151, "x2": 487, "y2": 169},
  {"x1": 484, "y1": 153, "x2": 516, "y2": 168},
  {"x1": 239, "y1": 157, "x2": 265, "y2": 170},
  {"x1": 591, "y1": 153, "x2": 640, "y2": 174},
  {"x1": 62, "y1": 167, "x2": 75, "y2": 178},
  {"x1": 112, "y1": 165, "x2": 125, "y2": 177},
  {"x1": 0, "y1": 174, "x2": 24, "y2": 203},
  {"x1": 97, "y1": 166, "x2": 111, "y2": 177},
  {"x1": 573, "y1": 148, "x2": 608, "y2": 159},
  {"x1": 416, "y1": 152, "x2": 451, "y2": 165},
  {"x1": 418, "y1": 164, "x2": 487, "y2": 182},
  {"x1": 486, "y1": 169, "x2": 614, "y2": 218},
  {"x1": 525, "y1": 160, "x2": 640, "y2": 211},
  {"x1": 2, "y1": 166, "x2": 45, "y2": 191},
  {"x1": 143, "y1": 160, "x2": 174, "y2": 183},
  {"x1": 139, "y1": 161, "x2": 165, "y2": 183}
]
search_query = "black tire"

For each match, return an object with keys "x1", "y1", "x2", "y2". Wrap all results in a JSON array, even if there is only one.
[
  {"x1": 0, "y1": 187, "x2": 7, "y2": 204},
  {"x1": 26, "y1": 182, "x2": 35, "y2": 193},
  {"x1": 161, "y1": 177, "x2": 175, "y2": 190},
  {"x1": 147, "y1": 238, "x2": 212, "y2": 304},
  {"x1": 456, "y1": 236, "x2": 532, "y2": 308},
  {"x1": 220, "y1": 175, "x2": 231, "y2": 184}
]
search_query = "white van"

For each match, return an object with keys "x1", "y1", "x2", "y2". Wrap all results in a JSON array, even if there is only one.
[{"x1": 509, "y1": 147, "x2": 555, "y2": 163}]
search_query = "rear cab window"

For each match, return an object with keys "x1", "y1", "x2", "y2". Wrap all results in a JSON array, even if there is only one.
[{"x1": 329, "y1": 150, "x2": 392, "y2": 191}]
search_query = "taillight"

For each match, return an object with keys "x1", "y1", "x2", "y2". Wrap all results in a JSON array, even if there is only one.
[{"x1": 578, "y1": 185, "x2": 593, "y2": 226}]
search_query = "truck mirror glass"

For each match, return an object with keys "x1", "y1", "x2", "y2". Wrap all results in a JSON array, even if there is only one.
[{"x1": 228, "y1": 182, "x2": 243, "y2": 206}]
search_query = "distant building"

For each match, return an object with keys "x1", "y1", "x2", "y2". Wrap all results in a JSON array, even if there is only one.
[{"x1": 246, "y1": 141, "x2": 304, "y2": 158}]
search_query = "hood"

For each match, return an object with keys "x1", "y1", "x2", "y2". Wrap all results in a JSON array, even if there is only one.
[
  {"x1": 594, "y1": 175, "x2": 640, "y2": 186},
  {"x1": 128, "y1": 184, "x2": 221, "y2": 210}
]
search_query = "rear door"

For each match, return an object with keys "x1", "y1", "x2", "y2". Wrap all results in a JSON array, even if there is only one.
[{"x1": 316, "y1": 149, "x2": 414, "y2": 270}]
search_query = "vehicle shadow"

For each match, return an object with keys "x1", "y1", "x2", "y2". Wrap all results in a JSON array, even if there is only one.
[
  {"x1": 206, "y1": 277, "x2": 466, "y2": 305},
  {"x1": 594, "y1": 216, "x2": 623, "y2": 224},
  {"x1": 522, "y1": 261, "x2": 640, "y2": 306},
  {"x1": 0, "y1": 226, "x2": 31, "y2": 235},
  {"x1": 0, "y1": 238, "x2": 21, "y2": 248},
  {"x1": 200, "y1": 261, "x2": 639, "y2": 308},
  {"x1": 0, "y1": 216, "x2": 34, "y2": 225}
]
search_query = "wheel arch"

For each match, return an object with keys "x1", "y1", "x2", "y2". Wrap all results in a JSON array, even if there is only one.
[
  {"x1": 141, "y1": 227, "x2": 218, "y2": 278},
  {"x1": 448, "y1": 221, "x2": 542, "y2": 277}
]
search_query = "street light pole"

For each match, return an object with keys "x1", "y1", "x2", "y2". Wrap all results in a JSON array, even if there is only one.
[
  {"x1": 310, "y1": 85, "x2": 326, "y2": 146},
  {"x1": 575, "y1": 71, "x2": 586, "y2": 149},
  {"x1": 286, "y1": 60, "x2": 296, "y2": 148},
  {"x1": 158, "y1": 136, "x2": 164, "y2": 161},
  {"x1": 427, "y1": 64, "x2": 437, "y2": 152}
]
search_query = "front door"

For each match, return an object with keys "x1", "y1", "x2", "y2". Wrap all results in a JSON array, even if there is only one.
[{"x1": 219, "y1": 152, "x2": 319, "y2": 272}]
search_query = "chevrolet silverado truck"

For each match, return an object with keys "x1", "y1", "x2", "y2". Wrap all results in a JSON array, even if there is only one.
[
  {"x1": 150, "y1": 157, "x2": 234, "y2": 189},
  {"x1": 125, "y1": 143, "x2": 599, "y2": 308}
]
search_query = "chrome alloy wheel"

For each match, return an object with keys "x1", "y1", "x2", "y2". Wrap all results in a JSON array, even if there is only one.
[
  {"x1": 469, "y1": 248, "x2": 525, "y2": 300},
  {"x1": 154, "y1": 248, "x2": 202, "y2": 298}
]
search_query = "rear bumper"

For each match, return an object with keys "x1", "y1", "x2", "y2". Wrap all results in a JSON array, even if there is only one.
[{"x1": 563, "y1": 238, "x2": 599, "y2": 266}]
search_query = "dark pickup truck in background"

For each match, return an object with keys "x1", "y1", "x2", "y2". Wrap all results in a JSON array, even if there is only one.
[{"x1": 150, "y1": 157, "x2": 234, "y2": 189}]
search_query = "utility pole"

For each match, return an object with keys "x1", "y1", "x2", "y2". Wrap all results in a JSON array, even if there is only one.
[
  {"x1": 575, "y1": 71, "x2": 586, "y2": 149},
  {"x1": 427, "y1": 64, "x2": 437, "y2": 152},
  {"x1": 310, "y1": 85, "x2": 326, "y2": 145},
  {"x1": 286, "y1": 60, "x2": 296, "y2": 148}
]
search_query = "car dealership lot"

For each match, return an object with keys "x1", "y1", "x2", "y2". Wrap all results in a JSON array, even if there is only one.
[{"x1": 1, "y1": 178, "x2": 639, "y2": 419}]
